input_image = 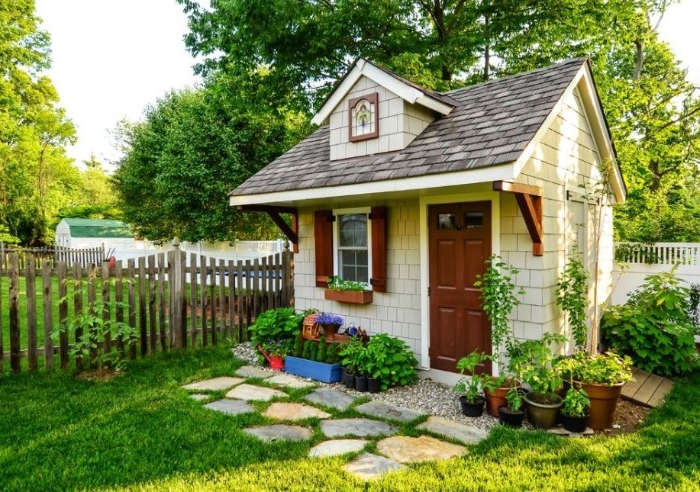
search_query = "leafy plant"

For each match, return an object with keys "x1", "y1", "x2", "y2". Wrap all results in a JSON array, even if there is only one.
[
  {"x1": 261, "y1": 339, "x2": 292, "y2": 357},
  {"x1": 601, "y1": 269, "x2": 700, "y2": 376},
  {"x1": 561, "y1": 387, "x2": 590, "y2": 418},
  {"x1": 474, "y1": 255, "x2": 524, "y2": 371},
  {"x1": 339, "y1": 337, "x2": 364, "y2": 375},
  {"x1": 53, "y1": 289, "x2": 137, "y2": 373},
  {"x1": 316, "y1": 335, "x2": 328, "y2": 362},
  {"x1": 505, "y1": 386, "x2": 523, "y2": 412},
  {"x1": 364, "y1": 333, "x2": 419, "y2": 391},
  {"x1": 556, "y1": 248, "x2": 589, "y2": 349},
  {"x1": 515, "y1": 333, "x2": 567, "y2": 400},
  {"x1": 689, "y1": 283, "x2": 700, "y2": 329},
  {"x1": 554, "y1": 350, "x2": 633, "y2": 386},
  {"x1": 453, "y1": 351, "x2": 492, "y2": 403},
  {"x1": 327, "y1": 275, "x2": 366, "y2": 291},
  {"x1": 248, "y1": 308, "x2": 303, "y2": 349}
]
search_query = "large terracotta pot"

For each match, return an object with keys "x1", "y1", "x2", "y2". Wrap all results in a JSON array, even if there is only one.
[
  {"x1": 483, "y1": 378, "x2": 520, "y2": 417},
  {"x1": 576, "y1": 381, "x2": 624, "y2": 430}
]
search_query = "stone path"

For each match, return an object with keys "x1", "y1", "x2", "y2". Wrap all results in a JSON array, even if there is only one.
[{"x1": 182, "y1": 366, "x2": 489, "y2": 481}]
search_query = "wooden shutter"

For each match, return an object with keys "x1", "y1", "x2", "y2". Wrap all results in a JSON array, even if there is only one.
[
  {"x1": 314, "y1": 210, "x2": 334, "y2": 288},
  {"x1": 370, "y1": 206, "x2": 387, "y2": 292}
]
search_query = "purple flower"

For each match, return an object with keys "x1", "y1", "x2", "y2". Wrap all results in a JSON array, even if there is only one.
[{"x1": 316, "y1": 313, "x2": 344, "y2": 326}]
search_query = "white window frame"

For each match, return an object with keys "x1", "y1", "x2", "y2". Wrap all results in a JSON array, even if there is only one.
[{"x1": 332, "y1": 207, "x2": 372, "y2": 288}]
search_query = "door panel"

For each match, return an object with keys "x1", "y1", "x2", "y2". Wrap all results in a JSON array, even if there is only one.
[{"x1": 429, "y1": 202, "x2": 492, "y2": 373}]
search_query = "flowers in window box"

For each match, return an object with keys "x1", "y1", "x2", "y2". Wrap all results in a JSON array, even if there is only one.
[
  {"x1": 315, "y1": 313, "x2": 344, "y2": 327},
  {"x1": 327, "y1": 275, "x2": 367, "y2": 292}
]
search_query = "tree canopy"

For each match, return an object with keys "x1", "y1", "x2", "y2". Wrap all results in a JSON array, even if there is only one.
[
  {"x1": 174, "y1": 0, "x2": 700, "y2": 242},
  {"x1": 113, "y1": 71, "x2": 311, "y2": 243}
]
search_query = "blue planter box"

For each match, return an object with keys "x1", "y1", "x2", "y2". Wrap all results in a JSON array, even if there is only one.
[{"x1": 284, "y1": 356, "x2": 341, "y2": 383}]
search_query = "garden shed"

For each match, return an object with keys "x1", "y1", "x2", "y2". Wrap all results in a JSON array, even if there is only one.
[
  {"x1": 55, "y1": 218, "x2": 135, "y2": 249},
  {"x1": 230, "y1": 58, "x2": 626, "y2": 381}
]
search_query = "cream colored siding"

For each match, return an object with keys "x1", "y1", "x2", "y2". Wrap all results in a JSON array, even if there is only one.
[
  {"x1": 293, "y1": 199, "x2": 424, "y2": 359},
  {"x1": 501, "y1": 87, "x2": 612, "y2": 348},
  {"x1": 328, "y1": 75, "x2": 436, "y2": 161}
]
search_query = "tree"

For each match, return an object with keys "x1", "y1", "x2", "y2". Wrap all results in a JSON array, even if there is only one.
[
  {"x1": 113, "y1": 71, "x2": 311, "y2": 243},
  {"x1": 179, "y1": 0, "x2": 699, "y2": 242},
  {"x1": 59, "y1": 156, "x2": 121, "y2": 220},
  {"x1": 0, "y1": 0, "x2": 78, "y2": 245}
]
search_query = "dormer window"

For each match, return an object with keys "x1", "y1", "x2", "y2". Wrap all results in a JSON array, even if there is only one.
[{"x1": 348, "y1": 92, "x2": 378, "y2": 142}]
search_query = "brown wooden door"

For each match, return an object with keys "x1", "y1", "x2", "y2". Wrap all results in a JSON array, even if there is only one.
[{"x1": 429, "y1": 201, "x2": 492, "y2": 373}]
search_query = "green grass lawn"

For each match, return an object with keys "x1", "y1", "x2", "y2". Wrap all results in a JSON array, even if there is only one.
[{"x1": 1, "y1": 346, "x2": 698, "y2": 491}]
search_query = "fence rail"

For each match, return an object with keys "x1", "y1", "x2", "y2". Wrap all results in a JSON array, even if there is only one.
[
  {"x1": 0, "y1": 248, "x2": 294, "y2": 374},
  {"x1": 615, "y1": 242, "x2": 700, "y2": 265}
]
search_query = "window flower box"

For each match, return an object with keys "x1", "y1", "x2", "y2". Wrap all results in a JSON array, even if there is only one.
[
  {"x1": 284, "y1": 355, "x2": 341, "y2": 383},
  {"x1": 324, "y1": 289, "x2": 373, "y2": 304}
]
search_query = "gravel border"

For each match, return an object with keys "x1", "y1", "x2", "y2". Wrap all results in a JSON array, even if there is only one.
[{"x1": 232, "y1": 342, "x2": 499, "y2": 431}]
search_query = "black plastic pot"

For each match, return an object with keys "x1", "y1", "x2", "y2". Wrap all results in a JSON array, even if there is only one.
[
  {"x1": 561, "y1": 413, "x2": 589, "y2": 433},
  {"x1": 498, "y1": 406, "x2": 525, "y2": 428},
  {"x1": 341, "y1": 367, "x2": 355, "y2": 389},
  {"x1": 367, "y1": 377, "x2": 381, "y2": 393},
  {"x1": 459, "y1": 395, "x2": 485, "y2": 417},
  {"x1": 355, "y1": 374, "x2": 368, "y2": 392}
]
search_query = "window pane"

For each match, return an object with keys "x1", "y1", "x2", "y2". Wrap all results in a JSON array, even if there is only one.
[
  {"x1": 340, "y1": 250, "x2": 369, "y2": 283},
  {"x1": 339, "y1": 214, "x2": 367, "y2": 247},
  {"x1": 438, "y1": 213, "x2": 456, "y2": 230},
  {"x1": 465, "y1": 211, "x2": 484, "y2": 229}
]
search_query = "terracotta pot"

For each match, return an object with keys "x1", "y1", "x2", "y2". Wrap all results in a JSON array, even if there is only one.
[
  {"x1": 484, "y1": 378, "x2": 520, "y2": 417},
  {"x1": 523, "y1": 392, "x2": 563, "y2": 429},
  {"x1": 459, "y1": 395, "x2": 485, "y2": 417},
  {"x1": 575, "y1": 381, "x2": 624, "y2": 430},
  {"x1": 321, "y1": 324, "x2": 340, "y2": 341}
]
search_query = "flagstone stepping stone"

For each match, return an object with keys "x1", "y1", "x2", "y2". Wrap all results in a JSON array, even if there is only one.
[
  {"x1": 189, "y1": 393, "x2": 209, "y2": 401},
  {"x1": 548, "y1": 426, "x2": 595, "y2": 437},
  {"x1": 226, "y1": 384, "x2": 287, "y2": 401},
  {"x1": 320, "y1": 418, "x2": 397, "y2": 438},
  {"x1": 309, "y1": 439, "x2": 367, "y2": 458},
  {"x1": 235, "y1": 366, "x2": 274, "y2": 379},
  {"x1": 266, "y1": 373, "x2": 317, "y2": 389},
  {"x1": 244, "y1": 424, "x2": 312, "y2": 442},
  {"x1": 416, "y1": 416, "x2": 488, "y2": 445},
  {"x1": 263, "y1": 402, "x2": 331, "y2": 421},
  {"x1": 355, "y1": 401, "x2": 424, "y2": 423},
  {"x1": 304, "y1": 388, "x2": 356, "y2": 411},
  {"x1": 181, "y1": 376, "x2": 245, "y2": 392},
  {"x1": 205, "y1": 399, "x2": 255, "y2": 416},
  {"x1": 343, "y1": 452, "x2": 405, "y2": 481},
  {"x1": 376, "y1": 435, "x2": 466, "y2": 464}
]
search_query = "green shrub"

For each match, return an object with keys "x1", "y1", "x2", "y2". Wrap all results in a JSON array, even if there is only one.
[
  {"x1": 601, "y1": 269, "x2": 700, "y2": 376},
  {"x1": 364, "y1": 333, "x2": 419, "y2": 391},
  {"x1": 248, "y1": 308, "x2": 303, "y2": 348},
  {"x1": 316, "y1": 335, "x2": 328, "y2": 362}
]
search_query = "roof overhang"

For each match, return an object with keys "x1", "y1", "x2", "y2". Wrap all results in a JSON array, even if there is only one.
[
  {"x1": 230, "y1": 162, "x2": 516, "y2": 208},
  {"x1": 311, "y1": 59, "x2": 455, "y2": 126},
  {"x1": 512, "y1": 61, "x2": 626, "y2": 204}
]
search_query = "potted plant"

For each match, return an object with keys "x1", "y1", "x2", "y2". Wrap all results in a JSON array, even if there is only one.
[
  {"x1": 453, "y1": 351, "x2": 492, "y2": 417},
  {"x1": 518, "y1": 333, "x2": 566, "y2": 429},
  {"x1": 248, "y1": 307, "x2": 303, "y2": 367},
  {"x1": 560, "y1": 387, "x2": 590, "y2": 433},
  {"x1": 498, "y1": 384, "x2": 525, "y2": 428},
  {"x1": 325, "y1": 275, "x2": 373, "y2": 304},
  {"x1": 554, "y1": 350, "x2": 633, "y2": 430},
  {"x1": 362, "y1": 333, "x2": 418, "y2": 391},
  {"x1": 339, "y1": 337, "x2": 364, "y2": 388},
  {"x1": 315, "y1": 312, "x2": 344, "y2": 341},
  {"x1": 474, "y1": 255, "x2": 525, "y2": 417}
]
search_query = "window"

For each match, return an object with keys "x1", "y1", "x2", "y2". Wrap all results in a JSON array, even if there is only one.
[
  {"x1": 335, "y1": 210, "x2": 370, "y2": 283},
  {"x1": 314, "y1": 207, "x2": 387, "y2": 292}
]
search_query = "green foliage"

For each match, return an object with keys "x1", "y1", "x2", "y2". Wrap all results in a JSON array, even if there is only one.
[
  {"x1": 300, "y1": 339, "x2": 311, "y2": 360},
  {"x1": 453, "y1": 350, "x2": 492, "y2": 403},
  {"x1": 513, "y1": 333, "x2": 567, "y2": 397},
  {"x1": 306, "y1": 340, "x2": 318, "y2": 362},
  {"x1": 556, "y1": 248, "x2": 589, "y2": 349},
  {"x1": 339, "y1": 337, "x2": 364, "y2": 374},
  {"x1": 561, "y1": 388, "x2": 590, "y2": 418},
  {"x1": 247, "y1": 308, "x2": 303, "y2": 349},
  {"x1": 326, "y1": 342, "x2": 341, "y2": 364},
  {"x1": 52, "y1": 280, "x2": 137, "y2": 371},
  {"x1": 554, "y1": 350, "x2": 634, "y2": 386},
  {"x1": 601, "y1": 269, "x2": 700, "y2": 376},
  {"x1": 689, "y1": 283, "x2": 700, "y2": 328},
  {"x1": 326, "y1": 275, "x2": 366, "y2": 292},
  {"x1": 316, "y1": 335, "x2": 327, "y2": 362},
  {"x1": 292, "y1": 333, "x2": 303, "y2": 358},
  {"x1": 363, "y1": 333, "x2": 419, "y2": 391},
  {"x1": 113, "y1": 70, "x2": 311, "y2": 243},
  {"x1": 505, "y1": 386, "x2": 523, "y2": 412}
]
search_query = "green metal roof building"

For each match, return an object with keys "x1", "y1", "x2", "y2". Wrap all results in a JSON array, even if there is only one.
[{"x1": 55, "y1": 219, "x2": 134, "y2": 248}]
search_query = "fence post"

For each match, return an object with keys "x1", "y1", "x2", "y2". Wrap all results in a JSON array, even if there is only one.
[
  {"x1": 9, "y1": 253, "x2": 20, "y2": 373},
  {"x1": 170, "y1": 239, "x2": 183, "y2": 348}
]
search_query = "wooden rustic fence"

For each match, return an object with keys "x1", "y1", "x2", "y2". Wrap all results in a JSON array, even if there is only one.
[{"x1": 0, "y1": 246, "x2": 294, "y2": 373}]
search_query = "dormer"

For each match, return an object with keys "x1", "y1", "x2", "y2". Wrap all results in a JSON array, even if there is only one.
[{"x1": 311, "y1": 59, "x2": 455, "y2": 161}]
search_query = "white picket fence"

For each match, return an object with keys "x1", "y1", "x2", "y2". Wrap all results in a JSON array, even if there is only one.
[{"x1": 612, "y1": 242, "x2": 700, "y2": 305}]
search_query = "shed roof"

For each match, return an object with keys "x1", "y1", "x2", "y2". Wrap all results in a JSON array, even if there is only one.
[
  {"x1": 231, "y1": 58, "x2": 624, "y2": 203},
  {"x1": 60, "y1": 219, "x2": 133, "y2": 238}
]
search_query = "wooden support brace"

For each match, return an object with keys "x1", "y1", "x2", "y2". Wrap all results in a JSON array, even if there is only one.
[
  {"x1": 237, "y1": 205, "x2": 299, "y2": 253},
  {"x1": 493, "y1": 181, "x2": 544, "y2": 256}
]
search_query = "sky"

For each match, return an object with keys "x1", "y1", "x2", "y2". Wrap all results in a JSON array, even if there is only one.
[{"x1": 34, "y1": 0, "x2": 700, "y2": 170}]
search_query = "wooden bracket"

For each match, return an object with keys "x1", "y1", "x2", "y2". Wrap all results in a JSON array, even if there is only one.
[
  {"x1": 237, "y1": 205, "x2": 299, "y2": 253},
  {"x1": 493, "y1": 181, "x2": 544, "y2": 256}
]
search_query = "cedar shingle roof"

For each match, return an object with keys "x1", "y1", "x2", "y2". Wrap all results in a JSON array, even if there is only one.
[{"x1": 232, "y1": 58, "x2": 587, "y2": 197}]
